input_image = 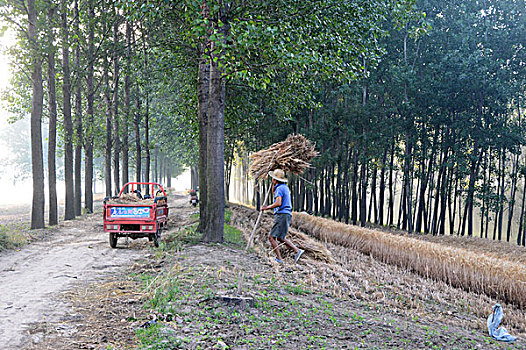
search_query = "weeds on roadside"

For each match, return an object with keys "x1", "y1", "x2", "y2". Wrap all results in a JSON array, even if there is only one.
[{"x1": 0, "y1": 223, "x2": 30, "y2": 251}]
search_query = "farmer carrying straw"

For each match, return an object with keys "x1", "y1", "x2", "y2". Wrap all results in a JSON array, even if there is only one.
[{"x1": 260, "y1": 169, "x2": 304, "y2": 264}]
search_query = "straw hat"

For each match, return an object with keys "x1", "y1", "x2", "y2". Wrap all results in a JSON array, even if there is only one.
[{"x1": 268, "y1": 169, "x2": 287, "y2": 183}]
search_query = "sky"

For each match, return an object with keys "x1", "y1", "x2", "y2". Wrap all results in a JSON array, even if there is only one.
[{"x1": 0, "y1": 25, "x2": 34, "y2": 205}]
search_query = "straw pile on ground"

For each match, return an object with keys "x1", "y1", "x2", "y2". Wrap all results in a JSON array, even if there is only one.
[
  {"x1": 229, "y1": 204, "x2": 333, "y2": 263},
  {"x1": 292, "y1": 212, "x2": 526, "y2": 309},
  {"x1": 107, "y1": 194, "x2": 154, "y2": 204},
  {"x1": 249, "y1": 134, "x2": 318, "y2": 180}
]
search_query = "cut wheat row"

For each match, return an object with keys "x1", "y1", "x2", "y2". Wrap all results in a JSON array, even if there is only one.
[{"x1": 292, "y1": 212, "x2": 526, "y2": 309}]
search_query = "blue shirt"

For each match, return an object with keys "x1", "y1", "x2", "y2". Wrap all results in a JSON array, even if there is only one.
[{"x1": 274, "y1": 183, "x2": 292, "y2": 215}]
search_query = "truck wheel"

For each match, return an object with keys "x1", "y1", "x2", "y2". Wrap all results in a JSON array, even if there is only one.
[
  {"x1": 109, "y1": 233, "x2": 118, "y2": 248},
  {"x1": 153, "y1": 228, "x2": 161, "y2": 248}
]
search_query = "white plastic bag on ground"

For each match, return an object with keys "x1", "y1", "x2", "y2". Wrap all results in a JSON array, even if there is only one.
[{"x1": 487, "y1": 303, "x2": 517, "y2": 342}]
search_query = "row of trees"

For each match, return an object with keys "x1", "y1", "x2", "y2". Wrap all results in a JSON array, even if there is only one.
[
  {"x1": 8, "y1": 0, "x2": 525, "y2": 248},
  {"x1": 233, "y1": 0, "x2": 526, "y2": 246},
  {"x1": 1, "y1": 0, "x2": 188, "y2": 229},
  {"x1": 2, "y1": 0, "x2": 419, "y2": 240}
]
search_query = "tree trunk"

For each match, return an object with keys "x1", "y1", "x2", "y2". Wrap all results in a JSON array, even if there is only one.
[
  {"x1": 492, "y1": 150, "x2": 501, "y2": 240},
  {"x1": 431, "y1": 149, "x2": 446, "y2": 235},
  {"x1": 225, "y1": 144, "x2": 234, "y2": 202},
  {"x1": 319, "y1": 168, "x2": 325, "y2": 215},
  {"x1": 104, "y1": 57, "x2": 112, "y2": 197},
  {"x1": 84, "y1": 0, "x2": 95, "y2": 213},
  {"x1": 122, "y1": 20, "x2": 131, "y2": 192},
  {"x1": 112, "y1": 15, "x2": 120, "y2": 195},
  {"x1": 497, "y1": 150, "x2": 506, "y2": 240},
  {"x1": 191, "y1": 166, "x2": 198, "y2": 189},
  {"x1": 197, "y1": 35, "x2": 210, "y2": 232},
  {"x1": 202, "y1": 21, "x2": 228, "y2": 243},
  {"x1": 388, "y1": 140, "x2": 395, "y2": 226},
  {"x1": 143, "y1": 39, "x2": 150, "y2": 194},
  {"x1": 480, "y1": 150, "x2": 488, "y2": 237},
  {"x1": 517, "y1": 175, "x2": 526, "y2": 246},
  {"x1": 135, "y1": 87, "x2": 142, "y2": 185},
  {"x1": 360, "y1": 158, "x2": 367, "y2": 227},
  {"x1": 507, "y1": 103, "x2": 521, "y2": 240},
  {"x1": 154, "y1": 144, "x2": 159, "y2": 182},
  {"x1": 29, "y1": 0, "x2": 45, "y2": 229},
  {"x1": 166, "y1": 159, "x2": 172, "y2": 187},
  {"x1": 461, "y1": 145, "x2": 482, "y2": 237},
  {"x1": 62, "y1": 0, "x2": 75, "y2": 220},
  {"x1": 350, "y1": 150, "x2": 358, "y2": 224},
  {"x1": 450, "y1": 173, "x2": 458, "y2": 236},
  {"x1": 46, "y1": 6, "x2": 58, "y2": 226},
  {"x1": 73, "y1": 0, "x2": 82, "y2": 216},
  {"x1": 336, "y1": 155, "x2": 343, "y2": 221},
  {"x1": 404, "y1": 138, "x2": 413, "y2": 233},
  {"x1": 368, "y1": 164, "x2": 377, "y2": 223},
  {"x1": 438, "y1": 156, "x2": 450, "y2": 235},
  {"x1": 378, "y1": 147, "x2": 387, "y2": 225},
  {"x1": 415, "y1": 129, "x2": 437, "y2": 233}
]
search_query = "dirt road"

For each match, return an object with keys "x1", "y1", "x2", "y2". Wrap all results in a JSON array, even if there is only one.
[{"x1": 0, "y1": 196, "x2": 182, "y2": 349}]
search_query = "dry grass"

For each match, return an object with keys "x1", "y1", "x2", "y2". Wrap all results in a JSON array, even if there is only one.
[
  {"x1": 228, "y1": 204, "x2": 526, "y2": 335},
  {"x1": 229, "y1": 204, "x2": 333, "y2": 263},
  {"x1": 249, "y1": 134, "x2": 318, "y2": 180},
  {"x1": 107, "y1": 193, "x2": 155, "y2": 204},
  {"x1": 292, "y1": 212, "x2": 526, "y2": 309}
]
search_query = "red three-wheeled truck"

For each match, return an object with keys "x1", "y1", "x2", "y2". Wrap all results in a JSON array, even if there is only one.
[{"x1": 103, "y1": 182, "x2": 168, "y2": 248}]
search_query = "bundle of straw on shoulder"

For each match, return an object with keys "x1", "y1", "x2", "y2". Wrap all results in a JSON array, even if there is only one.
[{"x1": 249, "y1": 134, "x2": 318, "y2": 180}]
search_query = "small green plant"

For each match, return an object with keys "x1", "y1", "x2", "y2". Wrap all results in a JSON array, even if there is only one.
[
  {"x1": 224, "y1": 208, "x2": 232, "y2": 224},
  {"x1": 0, "y1": 224, "x2": 28, "y2": 251},
  {"x1": 136, "y1": 323, "x2": 185, "y2": 349},
  {"x1": 285, "y1": 282, "x2": 312, "y2": 295},
  {"x1": 223, "y1": 224, "x2": 244, "y2": 247}
]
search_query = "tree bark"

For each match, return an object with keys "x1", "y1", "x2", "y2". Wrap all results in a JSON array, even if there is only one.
[
  {"x1": 388, "y1": 140, "x2": 395, "y2": 226},
  {"x1": 62, "y1": 0, "x2": 75, "y2": 220},
  {"x1": 378, "y1": 147, "x2": 387, "y2": 225},
  {"x1": 154, "y1": 144, "x2": 159, "y2": 183},
  {"x1": 369, "y1": 164, "x2": 377, "y2": 224},
  {"x1": 197, "y1": 41, "x2": 210, "y2": 233},
  {"x1": 122, "y1": 20, "x2": 131, "y2": 192},
  {"x1": 497, "y1": 150, "x2": 506, "y2": 240},
  {"x1": 166, "y1": 159, "x2": 172, "y2": 187},
  {"x1": 143, "y1": 38, "x2": 150, "y2": 195},
  {"x1": 73, "y1": 0, "x2": 82, "y2": 216},
  {"x1": 46, "y1": 6, "x2": 58, "y2": 226},
  {"x1": 517, "y1": 175, "x2": 526, "y2": 246},
  {"x1": 461, "y1": 145, "x2": 482, "y2": 237},
  {"x1": 403, "y1": 137, "x2": 413, "y2": 233},
  {"x1": 104, "y1": 57, "x2": 112, "y2": 197},
  {"x1": 84, "y1": 0, "x2": 95, "y2": 213},
  {"x1": 202, "y1": 23, "x2": 227, "y2": 243},
  {"x1": 112, "y1": 14, "x2": 121, "y2": 195},
  {"x1": 360, "y1": 157, "x2": 367, "y2": 227},
  {"x1": 507, "y1": 102, "x2": 522, "y2": 241},
  {"x1": 350, "y1": 150, "x2": 358, "y2": 224},
  {"x1": 135, "y1": 87, "x2": 142, "y2": 185},
  {"x1": 225, "y1": 144, "x2": 234, "y2": 202},
  {"x1": 29, "y1": 0, "x2": 45, "y2": 229}
]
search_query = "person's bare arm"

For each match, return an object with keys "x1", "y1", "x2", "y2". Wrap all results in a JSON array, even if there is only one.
[{"x1": 261, "y1": 196, "x2": 282, "y2": 211}]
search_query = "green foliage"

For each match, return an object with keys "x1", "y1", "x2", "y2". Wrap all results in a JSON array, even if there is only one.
[
  {"x1": 0, "y1": 230, "x2": 15, "y2": 251},
  {"x1": 136, "y1": 323, "x2": 186, "y2": 349},
  {"x1": 0, "y1": 223, "x2": 29, "y2": 251}
]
